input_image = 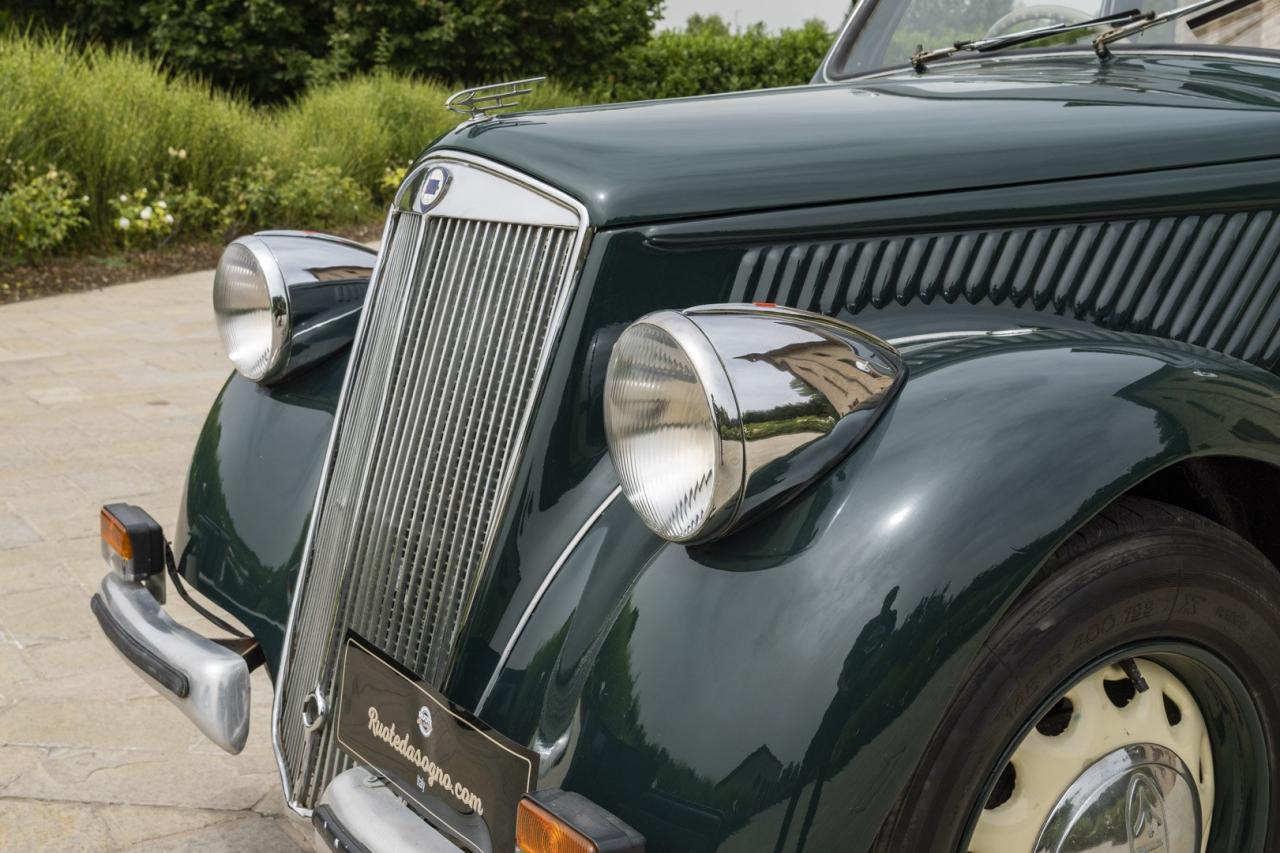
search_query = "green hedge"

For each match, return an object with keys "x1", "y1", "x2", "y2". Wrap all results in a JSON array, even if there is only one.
[{"x1": 595, "y1": 21, "x2": 832, "y2": 102}]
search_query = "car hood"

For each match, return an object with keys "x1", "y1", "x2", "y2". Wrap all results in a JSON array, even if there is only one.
[{"x1": 436, "y1": 53, "x2": 1280, "y2": 227}]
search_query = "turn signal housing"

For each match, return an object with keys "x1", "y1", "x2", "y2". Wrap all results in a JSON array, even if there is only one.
[
  {"x1": 100, "y1": 503, "x2": 166, "y2": 602},
  {"x1": 516, "y1": 789, "x2": 644, "y2": 853}
]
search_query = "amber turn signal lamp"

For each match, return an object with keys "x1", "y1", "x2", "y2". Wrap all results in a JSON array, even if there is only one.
[
  {"x1": 100, "y1": 508, "x2": 134, "y2": 561},
  {"x1": 516, "y1": 790, "x2": 644, "y2": 853},
  {"x1": 517, "y1": 798, "x2": 596, "y2": 853}
]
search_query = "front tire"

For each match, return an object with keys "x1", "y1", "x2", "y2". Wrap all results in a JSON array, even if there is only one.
[{"x1": 875, "y1": 497, "x2": 1280, "y2": 852}]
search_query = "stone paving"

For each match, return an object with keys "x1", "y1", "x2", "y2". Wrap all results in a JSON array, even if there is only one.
[{"x1": 0, "y1": 272, "x2": 309, "y2": 851}]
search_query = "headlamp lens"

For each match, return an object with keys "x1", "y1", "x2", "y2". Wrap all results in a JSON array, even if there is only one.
[
  {"x1": 213, "y1": 241, "x2": 283, "y2": 381},
  {"x1": 604, "y1": 322, "x2": 721, "y2": 542}
]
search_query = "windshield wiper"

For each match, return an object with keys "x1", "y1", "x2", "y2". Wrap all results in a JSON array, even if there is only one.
[
  {"x1": 1093, "y1": 0, "x2": 1242, "y2": 57},
  {"x1": 911, "y1": 9, "x2": 1145, "y2": 71}
]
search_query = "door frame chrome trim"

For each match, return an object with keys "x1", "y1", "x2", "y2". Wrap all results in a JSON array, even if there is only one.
[
  {"x1": 271, "y1": 150, "x2": 592, "y2": 816},
  {"x1": 474, "y1": 485, "x2": 623, "y2": 714}
]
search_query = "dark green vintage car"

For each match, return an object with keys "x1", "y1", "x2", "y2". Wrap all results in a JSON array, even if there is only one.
[{"x1": 90, "y1": 1, "x2": 1280, "y2": 851}]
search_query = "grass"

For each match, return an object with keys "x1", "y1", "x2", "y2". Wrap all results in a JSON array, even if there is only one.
[
  {"x1": 0, "y1": 33, "x2": 591, "y2": 257},
  {"x1": 281, "y1": 72, "x2": 585, "y2": 195},
  {"x1": 0, "y1": 33, "x2": 267, "y2": 236}
]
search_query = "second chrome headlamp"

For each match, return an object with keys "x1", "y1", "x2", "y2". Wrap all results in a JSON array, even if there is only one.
[{"x1": 604, "y1": 304, "x2": 905, "y2": 544}]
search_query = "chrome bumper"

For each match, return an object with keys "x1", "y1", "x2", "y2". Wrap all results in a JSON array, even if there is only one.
[
  {"x1": 90, "y1": 573, "x2": 252, "y2": 754},
  {"x1": 311, "y1": 768, "x2": 461, "y2": 853}
]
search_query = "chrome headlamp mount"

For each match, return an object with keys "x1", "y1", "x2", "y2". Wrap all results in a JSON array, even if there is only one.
[
  {"x1": 213, "y1": 231, "x2": 375, "y2": 384},
  {"x1": 604, "y1": 304, "x2": 906, "y2": 544}
]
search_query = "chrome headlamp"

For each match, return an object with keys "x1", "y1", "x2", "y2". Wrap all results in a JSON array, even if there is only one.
[
  {"x1": 213, "y1": 232, "x2": 375, "y2": 384},
  {"x1": 213, "y1": 236, "x2": 290, "y2": 382},
  {"x1": 604, "y1": 305, "x2": 905, "y2": 544}
]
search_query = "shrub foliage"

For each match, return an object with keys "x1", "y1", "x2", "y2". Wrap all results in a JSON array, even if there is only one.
[
  {"x1": 322, "y1": 0, "x2": 662, "y2": 91},
  {"x1": 595, "y1": 19, "x2": 832, "y2": 102},
  {"x1": 0, "y1": 162, "x2": 88, "y2": 259}
]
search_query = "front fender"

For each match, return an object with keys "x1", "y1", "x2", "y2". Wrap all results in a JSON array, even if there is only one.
[
  {"x1": 482, "y1": 328, "x2": 1280, "y2": 852},
  {"x1": 174, "y1": 230, "x2": 370, "y2": 674},
  {"x1": 174, "y1": 352, "x2": 347, "y2": 675}
]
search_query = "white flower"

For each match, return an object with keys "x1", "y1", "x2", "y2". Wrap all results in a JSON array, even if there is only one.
[
  {"x1": 139, "y1": 206, "x2": 153, "y2": 220},
  {"x1": 117, "y1": 217, "x2": 130, "y2": 230},
  {"x1": 119, "y1": 194, "x2": 129, "y2": 203},
  {"x1": 178, "y1": 149, "x2": 187, "y2": 160},
  {"x1": 80, "y1": 195, "x2": 89, "y2": 203},
  {"x1": 156, "y1": 200, "x2": 167, "y2": 210},
  {"x1": 167, "y1": 146, "x2": 178, "y2": 157},
  {"x1": 164, "y1": 214, "x2": 174, "y2": 225}
]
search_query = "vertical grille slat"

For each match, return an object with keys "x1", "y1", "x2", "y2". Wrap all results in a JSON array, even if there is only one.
[{"x1": 274, "y1": 162, "x2": 584, "y2": 810}]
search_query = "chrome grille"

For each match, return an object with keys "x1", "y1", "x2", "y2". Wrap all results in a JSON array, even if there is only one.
[{"x1": 274, "y1": 156, "x2": 585, "y2": 809}]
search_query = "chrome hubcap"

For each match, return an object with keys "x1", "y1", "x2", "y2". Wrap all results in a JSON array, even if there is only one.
[
  {"x1": 968, "y1": 658, "x2": 1214, "y2": 853},
  {"x1": 1033, "y1": 743, "x2": 1200, "y2": 853}
]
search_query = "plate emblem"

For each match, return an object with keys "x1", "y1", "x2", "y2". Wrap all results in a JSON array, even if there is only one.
[
  {"x1": 418, "y1": 166, "x2": 451, "y2": 212},
  {"x1": 417, "y1": 705, "x2": 433, "y2": 738}
]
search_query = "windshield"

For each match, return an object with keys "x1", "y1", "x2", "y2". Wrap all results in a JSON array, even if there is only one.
[{"x1": 828, "y1": 0, "x2": 1280, "y2": 77}]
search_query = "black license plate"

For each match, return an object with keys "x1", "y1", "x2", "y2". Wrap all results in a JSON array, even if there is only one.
[{"x1": 334, "y1": 634, "x2": 539, "y2": 853}]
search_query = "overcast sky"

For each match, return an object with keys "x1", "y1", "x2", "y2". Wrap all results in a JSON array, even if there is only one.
[{"x1": 657, "y1": 0, "x2": 851, "y2": 31}]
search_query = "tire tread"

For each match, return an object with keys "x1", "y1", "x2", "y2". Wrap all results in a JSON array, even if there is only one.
[{"x1": 1048, "y1": 495, "x2": 1251, "y2": 571}]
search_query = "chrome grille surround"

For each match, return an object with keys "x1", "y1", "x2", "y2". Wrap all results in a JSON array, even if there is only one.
[{"x1": 271, "y1": 152, "x2": 589, "y2": 813}]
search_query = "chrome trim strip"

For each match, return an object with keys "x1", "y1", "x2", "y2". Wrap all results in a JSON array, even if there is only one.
[
  {"x1": 475, "y1": 485, "x2": 623, "y2": 714},
  {"x1": 290, "y1": 305, "x2": 363, "y2": 340},
  {"x1": 817, "y1": 0, "x2": 870, "y2": 83},
  {"x1": 888, "y1": 328, "x2": 1038, "y2": 348},
  {"x1": 272, "y1": 151, "x2": 591, "y2": 815}
]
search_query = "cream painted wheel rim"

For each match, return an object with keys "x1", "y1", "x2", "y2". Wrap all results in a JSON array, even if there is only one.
[{"x1": 968, "y1": 658, "x2": 1215, "y2": 853}]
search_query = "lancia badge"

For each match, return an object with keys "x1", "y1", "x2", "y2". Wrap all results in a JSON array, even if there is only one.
[
  {"x1": 418, "y1": 166, "x2": 451, "y2": 212},
  {"x1": 417, "y1": 705, "x2": 433, "y2": 738}
]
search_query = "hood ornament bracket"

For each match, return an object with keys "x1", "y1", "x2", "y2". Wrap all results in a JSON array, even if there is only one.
[{"x1": 445, "y1": 76, "x2": 546, "y2": 122}]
